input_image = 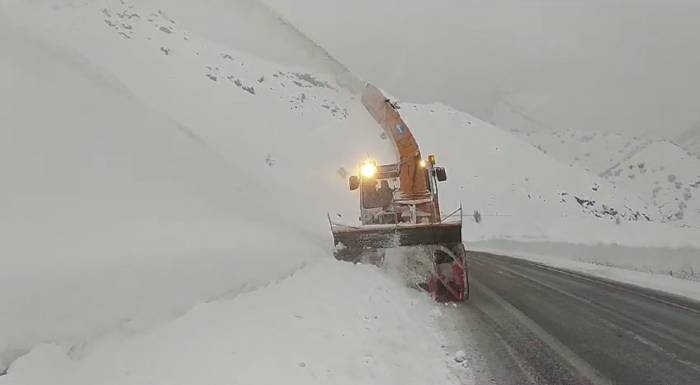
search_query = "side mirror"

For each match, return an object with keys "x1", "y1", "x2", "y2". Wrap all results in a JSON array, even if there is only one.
[
  {"x1": 435, "y1": 167, "x2": 447, "y2": 182},
  {"x1": 349, "y1": 176, "x2": 360, "y2": 190}
]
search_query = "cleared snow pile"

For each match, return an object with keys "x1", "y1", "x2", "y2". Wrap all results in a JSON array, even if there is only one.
[
  {"x1": 0, "y1": 261, "x2": 460, "y2": 385},
  {"x1": 0, "y1": 9, "x2": 321, "y2": 369}
]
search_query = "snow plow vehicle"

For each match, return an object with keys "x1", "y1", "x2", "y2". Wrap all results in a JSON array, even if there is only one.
[{"x1": 330, "y1": 84, "x2": 469, "y2": 302}]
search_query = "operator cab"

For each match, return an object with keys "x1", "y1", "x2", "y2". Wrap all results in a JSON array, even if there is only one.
[{"x1": 348, "y1": 156, "x2": 447, "y2": 225}]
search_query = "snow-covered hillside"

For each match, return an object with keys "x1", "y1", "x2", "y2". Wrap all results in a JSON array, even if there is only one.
[
  {"x1": 2, "y1": 0, "x2": 700, "y2": 382},
  {"x1": 602, "y1": 141, "x2": 700, "y2": 225},
  {"x1": 492, "y1": 98, "x2": 700, "y2": 228},
  {"x1": 675, "y1": 123, "x2": 700, "y2": 157},
  {"x1": 492, "y1": 100, "x2": 651, "y2": 174}
]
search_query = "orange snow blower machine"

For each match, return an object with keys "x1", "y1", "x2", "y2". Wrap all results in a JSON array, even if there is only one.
[{"x1": 330, "y1": 84, "x2": 469, "y2": 302}]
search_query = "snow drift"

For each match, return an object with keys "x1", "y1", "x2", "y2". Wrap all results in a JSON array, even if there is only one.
[
  {"x1": 0, "y1": 8, "x2": 328, "y2": 370},
  {"x1": 1, "y1": 262, "x2": 459, "y2": 385}
]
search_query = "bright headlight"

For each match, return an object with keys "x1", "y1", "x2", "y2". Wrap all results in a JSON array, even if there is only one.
[{"x1": 361, "y1": 161, "x2": 377, "y2": 178}]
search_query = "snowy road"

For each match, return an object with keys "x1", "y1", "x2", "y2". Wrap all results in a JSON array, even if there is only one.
[{"x1": 444, "y1": 252, "x2": 700, "y2": 385}]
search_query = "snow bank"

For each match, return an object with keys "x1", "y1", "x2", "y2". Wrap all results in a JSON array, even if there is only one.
[
  {"x1": 1, "y1": 261, "x2": 460, "y2": 385},
  {"x1": 471, "y1": 240, "x2": 700, "y2": 302},
  {"x1": 0, "y1": 9, "x2": 326, "y2": 368}
]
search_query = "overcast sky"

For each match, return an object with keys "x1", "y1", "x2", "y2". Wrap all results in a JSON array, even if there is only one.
[{"x1": 259, "y1": 0, "x2": 700, "y2": 139}]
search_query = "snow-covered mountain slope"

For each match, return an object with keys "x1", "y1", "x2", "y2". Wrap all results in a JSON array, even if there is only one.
[
  {"x1": 602, "y1": 141, "x2": 700, "y2": 225},
  {"x1": 674, "y1": 123, "x2": 700, "y2": 157},
  {"x1": 492, "y1": 100, "x2": 651, "y2": 174},
  {"x1": 492, "y1": 99, "x2": 700, "y2": 227},
  {"x1": 2, "y1": 0, "x2": 700, "y2": 382}
]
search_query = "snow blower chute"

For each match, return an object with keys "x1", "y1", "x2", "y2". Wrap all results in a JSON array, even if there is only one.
[{"x1": 330, "y1": 84, "x2": 469, "y2": 302}]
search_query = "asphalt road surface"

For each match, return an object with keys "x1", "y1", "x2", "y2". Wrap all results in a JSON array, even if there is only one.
[{"x1": 441, "y1": 252, "x2": 700, "y2": 385}]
